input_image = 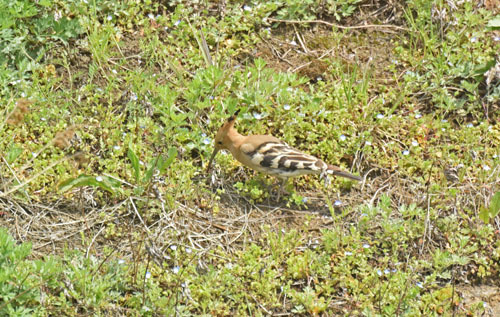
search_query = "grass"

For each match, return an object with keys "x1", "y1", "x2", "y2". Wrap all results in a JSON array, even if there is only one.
[{"x1": 1, "y1": 0, "x2": 500, "y2": 315}]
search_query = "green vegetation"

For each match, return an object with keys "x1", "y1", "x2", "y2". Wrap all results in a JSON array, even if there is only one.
[{"x1": 1, "y1": 0, "x2": 499, "y2": 315}]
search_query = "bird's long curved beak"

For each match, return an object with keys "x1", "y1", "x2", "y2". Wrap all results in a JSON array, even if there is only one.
[{"x1": 206, "y1": 148, "x2": 219, "y2": 173}]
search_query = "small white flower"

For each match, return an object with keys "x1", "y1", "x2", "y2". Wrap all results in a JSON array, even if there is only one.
[
  {"x1": 339, "y1": 134, "x2": 346, "y2": 141},
  {"x1": 483, "y1": 165, "x2": 491, "y2": 171},
  {"x1": 415, "y1": 113, "x2": 422, "y2": 119},
  {"x1": 118, "y1": 259, "x2": 125, "y2": 264},
  {"x1": 21, "y1": 92, "x2": 26, "y2": 97},
  {"x1": 281, "y1": 228, "x2": 286, "y2": 234},
  {"x1": 467, "y1": 123, "x2": 473, "y2": 128},
  {"x1": 130, "y1": 93, "x2": 138, "y2": 101},
  {"x1": 41, "y1": 117, "x2": 46, "y2": 121},
  {"x1": 493, "y1": 154, "x2": 498, "y2": 159},
  {"x1": 441, "y1": 119, "x2": 447, "y2": 123},
  {"x1": 96, "y1": 176, "x2": 103, "y2": 182},
  {"x1": 416, "y1": 282, "x2": 423, "y2": 288},
  {"x1": 253, "y1": 113, "x2": 262, "y2": 120},
  {"x1": 54, "y1": 11, "x2": 62, "y2": 21},
  {"x1": 494, "y1": 37, "x2": 500, "y2": 42},
  {"x1": 283, "y1": 104, "x2": 291, "y2": 110},
  {"x1": 107, "y1": 15, "x2": 113, "y2": 21},
  {"x1": 377, "y1": 270, "x2": 382, "y2": 276},
  {"x1": 172, "y1": 266, "x2": 180, "y2": 274},
  {"x1": 376, "y1": 113, "x2": 384, "y2": 119},
  {"x1": 170, "y1": 245, "x2": 177, "y2": 251},
  {"x1": 203, "y1": 138, "x2": 211, "y2": 145},
  {"x1": 365, "y1": 141, "x2": 372, "y2": 146},
  {"x1": 442, "y1": 128, "x2": 446, "y2": 131},
  {"x1": 112, "y1": 69, "x2": 117, "y2": 74},
  {"x1": 290, "y1": 40, "x2": 297, "y2": 46},
  {"x1": 470, "y1": 36, "x2": 477, "y2": 43},
  {"x1": 384, "y1": 268, "x2": 391, "y2": 275},
  {"x1": 243, "y1": 5, "x2": 251, "y2": 11},
  {"x1": 334, "y1": 200, "x2": 342, "y2": 206},
  {"x1": 363, "y1": 244, "x2": 370, "y2": 249},
  {"x1": 32, "y1": 152, "x2": 37, "y2": 157},
  {"x1": 403, "y1": 150, "x2": 410, "y2": 156},
  {"x1": 345, "y1": 251, "x2": 352, "y2": 256},
  {"x1": 411, "y1": 140, "x2": 419, "y2": 147},
  {"x1": 185, "y1": 248, "x2": 192, "y2": 254},
  {"x1": 174, "y1": 20, "x2": 181, "y2": 27},
  {"x1": 316, "y1": 76, "x2": 323, "y2": 81},
  {"x1": 301, "y1": 197, "x2": 308, "y2": 203},
  {"x1": 145, "y1": 271, "x2": 151, "y2": 279},
  {"x1": 148, "y1": 13, "x2": 155, "y2": 19},
  {"x1": 392, "y1": 269, "x2": 397, "y2": 273},
  {"x1": 113, "y1": 145, "x2": 120, "y2": 150},
  {"x1": 287, "y1": 87, "x2": 293, "y2": 92}
]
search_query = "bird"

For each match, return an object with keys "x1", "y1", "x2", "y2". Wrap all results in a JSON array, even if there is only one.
[{"x1": 207, "y1": 110, "x2": 362, "y2": 199}]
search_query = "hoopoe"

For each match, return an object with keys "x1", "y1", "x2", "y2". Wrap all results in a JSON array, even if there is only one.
[{"x1": 207, "y1": 110, "x2": 362, "y2": 199}]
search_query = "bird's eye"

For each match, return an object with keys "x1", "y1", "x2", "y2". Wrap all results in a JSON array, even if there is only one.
[{"x1": 217, "y1": 141, "x2": 222, "y2": 145}]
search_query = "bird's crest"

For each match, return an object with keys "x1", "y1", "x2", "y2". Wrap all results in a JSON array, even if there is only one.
[{"x1": 227, "y1": 109, "x2": 240, "y2": 123}]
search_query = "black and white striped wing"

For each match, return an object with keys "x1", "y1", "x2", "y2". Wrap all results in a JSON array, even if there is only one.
[{"x1": 244, "y1": 141, "x2": 327, "y2": 177}]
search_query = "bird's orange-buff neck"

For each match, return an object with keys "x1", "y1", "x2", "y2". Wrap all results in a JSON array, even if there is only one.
[{"x1": 223, "y1": 127, "x2": 245, "y2": 155}]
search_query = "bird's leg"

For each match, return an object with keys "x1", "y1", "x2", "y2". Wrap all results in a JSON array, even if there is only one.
[
  {"x1": 323, "y1": 174, "x2": 330, "y2": 188},
  {"x1": 277, "y1": 177, "x2": 288, "y2": 201},
  {"x1": 319, "y1": 170, "x2": 330, "y2": 188}
]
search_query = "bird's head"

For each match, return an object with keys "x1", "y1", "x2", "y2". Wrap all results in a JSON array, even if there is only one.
[{"x1": 207, "y1": 109, "x2": 240, "y2": 172}]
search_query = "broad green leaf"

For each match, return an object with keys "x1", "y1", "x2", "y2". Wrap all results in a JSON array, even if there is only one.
[
  {"x1": 489, "y1": 192, "x2": 500, "y2": 218},
  {"x1": 158, "y1": 147, "x2": 177, "y2": 174},
  {"x1": 38, "y1": 0, "x2": 53, "y2": 7},
  {"x1": 58, "y1": 175, "x2": 115, "y2": 194},
  {"x1": 479, "y1": 206, "x2": 490, "y2": 223},
  {"x1": 127, "y1": 147, "x2": 140, "y2": 182},
  {"x1": 170, "y1": 111, "x2": 187, "y2": 124},
  {"x1": 6, "y1": 145, "x2": 23, "y2": 164},
  {"x1": 473, "y1": 59, "x2": 496, "y2": 77},
  {"x1": 487, "y1": 16, "x2": 500, "y2": 29},
  {"x1": 144, "y1": 157, "x2": 159, "y2": 183}
]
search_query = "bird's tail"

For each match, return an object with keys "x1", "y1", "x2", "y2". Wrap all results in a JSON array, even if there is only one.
[{"x1": 327, "y1": 164, "x2": 362, "y2": 181}]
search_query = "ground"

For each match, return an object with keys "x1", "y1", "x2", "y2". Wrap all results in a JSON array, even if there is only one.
[{"x1": 1, "y1": 0, "x2": 500, "y2": 315}]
